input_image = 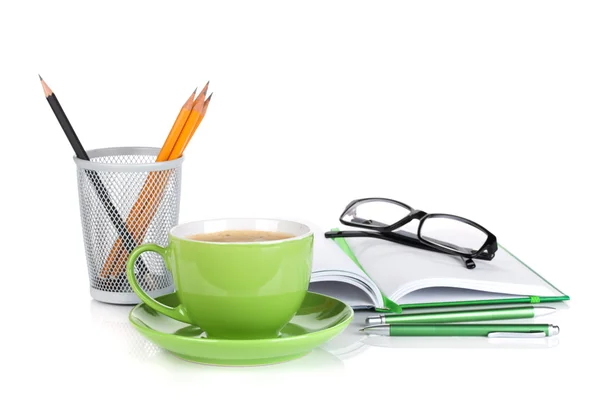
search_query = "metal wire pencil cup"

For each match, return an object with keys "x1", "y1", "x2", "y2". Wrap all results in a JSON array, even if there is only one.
[{"x1": 74, "y1": 147, "x2": 182, "y2": 304}]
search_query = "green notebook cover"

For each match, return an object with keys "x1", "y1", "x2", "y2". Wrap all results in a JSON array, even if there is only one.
[{"x1": 329, "y1": 231, "x2": 570, "y2": 314}]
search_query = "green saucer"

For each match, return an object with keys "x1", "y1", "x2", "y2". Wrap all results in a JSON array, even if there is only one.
[{"x1": 129, "y1": 291, "x2": 354, "y2": 366}]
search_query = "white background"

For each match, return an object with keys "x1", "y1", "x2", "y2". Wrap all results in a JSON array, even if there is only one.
[{"x1": 1, "y1": 1, "x2": 598, "y2": 398}]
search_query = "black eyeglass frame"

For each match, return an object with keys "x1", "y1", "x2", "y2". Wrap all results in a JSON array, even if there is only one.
[{"x1": 335, "y1": 197, "x2": 498, "y2": 261}]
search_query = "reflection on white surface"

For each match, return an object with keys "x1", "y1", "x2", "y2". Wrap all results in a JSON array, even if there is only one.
[
  {"x1": 88, "y1": 299, "x2": 568, "y2": 371},
  {"x1": 151, "y1": 347, "x2": 344, "y2": 375},
  {"x1": 88, "y1": 299, "x2": 344, "y2": 371},
  {"x1": 362, "y1": 334, "x2": 560, "y2": 349},
  {"x1": 89, "y1": 300, "x2": 163, "y2": 361}
]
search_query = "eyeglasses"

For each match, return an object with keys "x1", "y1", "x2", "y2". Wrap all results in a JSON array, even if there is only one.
[{"x1": 324, "y1": 198, "x2": 498, "y2": 269}]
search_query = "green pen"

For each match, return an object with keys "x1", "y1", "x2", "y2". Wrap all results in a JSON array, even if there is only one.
[
  {"x1": 361, "y1": 323, "x2": 560, "y2": 337},
  {"x1": 365, "y1": 306, "x2": 555, "y2": 325}
]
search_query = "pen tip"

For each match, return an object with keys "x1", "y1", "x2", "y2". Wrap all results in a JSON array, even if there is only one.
[{"x1": 359, "y1": 328, "x2": 365, "y2": 332}]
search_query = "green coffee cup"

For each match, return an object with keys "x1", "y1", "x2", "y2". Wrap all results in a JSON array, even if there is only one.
[{"x1": 126, "y1": 218, "x2": 313, "y2": 339}]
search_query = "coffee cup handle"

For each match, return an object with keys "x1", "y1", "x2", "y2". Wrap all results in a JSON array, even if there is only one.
[{"x1": 126, "y1": 243, "x2": 192, "y2": 324}]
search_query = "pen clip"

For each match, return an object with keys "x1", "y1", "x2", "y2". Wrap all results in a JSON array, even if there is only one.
[{"x1": 488, "y1": 331, "x2": 546, "y2": 338}]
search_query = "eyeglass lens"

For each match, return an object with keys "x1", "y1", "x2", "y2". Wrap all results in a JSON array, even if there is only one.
[
  {"x1": 341, "y1": 199, "x2": 411, "y2": 228},
  {"x1": 419, "y1": 216, "x2": 487, "y2": 255}
]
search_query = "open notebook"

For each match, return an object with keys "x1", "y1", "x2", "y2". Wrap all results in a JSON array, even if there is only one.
[{"x1": 308, "y1": 228, "x2": 569, "y2": 311}]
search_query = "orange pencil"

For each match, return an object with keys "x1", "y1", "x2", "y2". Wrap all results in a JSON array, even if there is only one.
[
  {"x1": 193, "y1": 80, "x2": 209, "y2": 108},
  {"x1": 167, "y1": 95, "x2": 205, "y2": 160},
  {"x1": 108, "y1": 96, "x2": 212, "y2": 277},
  {"x1": 184, "y1": 81, "x2": 208, "y2": 140},
  {"x1": 100, "y1": 88, "x2": 197, "y2": 278},
  {"x1": 171, "y1": 93, "x2": 212, "y2": 159},
  {"x1": 156, "y1": 89, "x2": 196, "y2": 161},
  {"x1": 102, "y1": 85, "x2": 212, "y2": 278},
  {"x1": 133, "y1": 88, "x2": 197, "y2": 224},
  {"x1": 132, "y1": 88, "x2": 196, "y2": 224},
  {"x1": 192, "y1": 93, "x2": 212, "y2": 143},
  {"x1": 109, "y1": 93, "x2": 213, "y2": 276}
]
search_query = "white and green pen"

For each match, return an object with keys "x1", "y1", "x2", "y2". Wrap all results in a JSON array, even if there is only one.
[
  {"x1": 365, "y1": 306, "x2": 555, "y2": 325},
  {"x1": 361, "y1": 323, "x2": 560, "y2": 338}
]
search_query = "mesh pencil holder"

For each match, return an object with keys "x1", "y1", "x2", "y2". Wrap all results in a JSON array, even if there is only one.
[{"x1": 74, "y1": 147, "x2": 183, "y2": 305}]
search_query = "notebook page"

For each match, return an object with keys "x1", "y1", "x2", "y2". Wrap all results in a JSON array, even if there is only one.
[
  {"x1": 310, "y1": 229, "x2": 383, "y2": 307},
  {"x1": 398, "y1": 287, "x2": 522, "y2": 305},
  {"x1": 272, "y1": 218, "x2": 370, "y2": 279},
  {"x1": 309, "y1": 281, "x2": 376, "y2": 307},
  {"x1": 311, "y1": 228, "x2": 371, "y2": 280},
  {"x1": 343, "y1": 236, "x2": 563, "y2": 302}
]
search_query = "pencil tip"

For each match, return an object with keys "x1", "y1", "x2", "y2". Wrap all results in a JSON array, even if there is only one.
[
  {"x1": 206, "y1": 92, "x2": 213, "y2": 101},
  {"x1": 359, "y1": 328, "x2": 365, "y2": 332},
  {"x1": 201, "y1": 81, "x2": 210, "y2": 96},
  {"x1": 38, "y1": 74, "x2": 43, "y2": 81},
  {"x1": 193, "y1": 87, "x2": 197, "y2": 94},
  {"x1": 40, "y1": 76, "x2": 53, "y2": 97}
]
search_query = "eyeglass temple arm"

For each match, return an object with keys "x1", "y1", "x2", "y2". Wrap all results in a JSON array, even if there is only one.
[
  {"x1": 325, "y1": 230, "x2": 477, "y2": 269},
  {"x1": 325, "y1": 230, "x2": 447, "y2": 255},
  {"x1": 350, "y1": 215, "x2": 474, "y2": 255},
  {"x1": 349, "y1": 216, "x2": 471, "y2": 254},
  {"x1": 425, "y1": 235, "x2": 494, "y2": 261},
  {"x1": 336, "y1": 223, "x2": 468, "y2": 256},
  {"x1": 420, "y1": 235, "x2": 473, "y2": 255},
  {"x1": 419, "y1": 236, "x2": 480, "y2": 268},
  {"x1": 348, "y1": 216, "x2": 389, "y2": 228}
]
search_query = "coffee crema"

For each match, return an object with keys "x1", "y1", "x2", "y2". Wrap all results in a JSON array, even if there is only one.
[{"x1": 186, "y1": 229, "x2": 295, "y2": 243}]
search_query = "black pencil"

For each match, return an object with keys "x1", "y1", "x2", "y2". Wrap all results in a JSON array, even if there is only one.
[{"x1": 40, "y1": 76, "x2": 149, "y2": 281}]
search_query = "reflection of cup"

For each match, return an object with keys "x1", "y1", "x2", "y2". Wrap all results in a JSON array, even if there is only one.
[
  {"x1": 321, "y1": 310, "x2": 370, "y2": 359},
  {"x1": 88, "y1": 300, "x2": 162, "y2": 361},
  {"x1": 127, "y1": 218, "x2": 314, "y2": 339},
  {"x1": 152, "y1": 347, "x2": 344, "y2": 375}
]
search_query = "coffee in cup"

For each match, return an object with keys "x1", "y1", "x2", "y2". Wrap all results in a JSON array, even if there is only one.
[
  {"x1": 187, "y1": 229, "x2": 295, "y2": 243},
  {"x1": 126, "y1": 218, "x2": 313, "y2": 339}
]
